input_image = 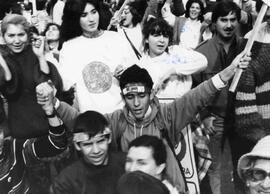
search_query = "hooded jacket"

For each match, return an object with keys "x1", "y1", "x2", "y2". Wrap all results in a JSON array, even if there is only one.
[{"x1": 56, "y1": 78, "x2": 217, "y2": 193}]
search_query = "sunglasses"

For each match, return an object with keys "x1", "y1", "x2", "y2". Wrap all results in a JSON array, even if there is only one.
[{"x1": 245, "y1": 168, "x2": 270, "y2": 182}]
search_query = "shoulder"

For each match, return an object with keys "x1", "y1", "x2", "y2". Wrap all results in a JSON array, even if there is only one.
[
  {"x1": 58, "y1": 160, "x2": 83, "y2": 177},
  {"x1": 61, "y1": 36, "x2": 84, "y2": 49},
  {"x1": 196, "y1": 39, "x2": 212, "y2": 49}
]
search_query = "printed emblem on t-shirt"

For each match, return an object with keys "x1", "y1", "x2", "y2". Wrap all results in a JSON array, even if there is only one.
[{"x1": 82, "y1": 61, "x2": 112, "y2": 93}]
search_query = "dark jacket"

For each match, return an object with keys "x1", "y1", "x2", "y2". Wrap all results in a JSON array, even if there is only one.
[{"x1": 52, "y1": 152, "x2": 126, "y2": 194}]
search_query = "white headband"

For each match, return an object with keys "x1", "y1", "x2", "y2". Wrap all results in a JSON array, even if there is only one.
[{"x1": 122, "y1": 85, "x2": 146, "y2": 95}]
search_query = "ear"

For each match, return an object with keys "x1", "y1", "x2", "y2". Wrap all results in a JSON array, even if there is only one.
[
  {"x1": 105, "y1": 128, "x2": 112, "y2": 144},
  {"x1": 120, "y1": 92, "x2": 125, "y2": 100},
  {"x1": 74, "y1": 142, "x2": 81, "y2": 151},
  {"x1": 156, "y1": 163, "x2": 166, "y2": 176}
]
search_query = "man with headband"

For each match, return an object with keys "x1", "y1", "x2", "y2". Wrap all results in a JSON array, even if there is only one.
[
  {"x1": 51, "y1": 110, "x2": 125, "y2": 194},
  {"x1": 40, "y1": 52, "x2": 250, "y2": 193}
]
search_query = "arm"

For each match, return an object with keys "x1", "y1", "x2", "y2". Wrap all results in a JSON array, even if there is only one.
[
  {"x1": 38, "y1": 80, "x2": 79, "y2": 131},
  {"x1": 23, "y1": 82, "x2": 67, "y2": 165},
  {"x1": 32, "y1": 36, "x2": 50, "y2": 74},
  {"x1": 168, "y1": 52, "x2": 251, "y2": 130},
  {"x1": 170, "y1": 46, "x2": 207, "y2": 75},
  {"x1": 171, "y1": 0, "x2": 185, "y2": 16},
  {"x1": 0, "y1": 53, "x2": 11, "y2": 81},
  {"x1": 234, "y1": 64, "x2": 267, "y2": 142}
]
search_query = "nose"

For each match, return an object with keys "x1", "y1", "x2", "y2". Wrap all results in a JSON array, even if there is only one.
[
  {"x1": 158, "y1": 35, "x2": 165, "y2": 42},
  {"x1": 128, "y1": 162, "x2": 139, "y2": 172},
  {"x1": 226, "y1": 20, "x2": 232, "y2": 28},
  {"x1": 87, "y1": 14, "x2": 95, "y2": 22},
  {"x1": 134, "y1": 96, "x2": 140, "y2": 107},
  {"x1": 261, "y1": 176, "x2": 270, "y2": 189},
  {"x1": 92, "y1": 142, "x2": 100, "y2": 153},
  {"x1": 14, "y1": 35, "x2": 20, "y2": 43}
]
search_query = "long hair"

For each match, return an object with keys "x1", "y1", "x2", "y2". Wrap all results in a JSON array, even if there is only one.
[
  {"x1": 60, "y1": 0, "x2": 111, "y2": 44},
  {"x1": 185, "y1": 0, "x2": 204, "y2": 22}
]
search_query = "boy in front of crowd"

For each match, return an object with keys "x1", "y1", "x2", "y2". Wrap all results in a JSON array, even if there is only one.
[{"x1": 51, "y1": 110, "x2": 125, "y2": 194}]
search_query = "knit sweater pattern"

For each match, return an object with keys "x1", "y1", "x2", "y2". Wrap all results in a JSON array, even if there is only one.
[{"x1": 235, "y1": 42, "x2": 270, "y2": 142}]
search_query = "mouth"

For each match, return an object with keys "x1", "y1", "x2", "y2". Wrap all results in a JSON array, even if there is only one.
[
  {"x1": 12, "y1": 45, "x2": 24, "y2": 50},
  {"x1": 133, "y1": 109, "x2": 143, "y2": 115},
  {"x1": 157, "y1": 44, "x2": 166, "y2": 49}
]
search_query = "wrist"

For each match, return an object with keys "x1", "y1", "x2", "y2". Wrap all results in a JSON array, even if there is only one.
[{"x1": 45, "y1": 108, "x2": 57, "y2": 118}]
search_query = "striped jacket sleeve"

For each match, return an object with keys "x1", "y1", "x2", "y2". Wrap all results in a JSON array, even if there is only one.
[{"x1": 234, "y1": 65, "x2": 268, "y2": 142}]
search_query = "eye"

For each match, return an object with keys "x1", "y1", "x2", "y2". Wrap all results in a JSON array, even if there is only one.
[
  {"x1": 138, "y1": 93, "x2": 146, "y2": 98},
  {"x1": 125, "y1": 94, "x2": 134, "y2": 100},
  {"x1": 96, "y1": 138, "x2": 106, "y2": 144},
  {"x1": 91, "y1": 9, "x2": 97, "y2": 14},
  {"x1": 138, "y1": 161, "x2": 147, "y2": 166},
  {"x1": 81, "y1": 142, "x2": 93, "y2": 147},
  {"x1": 81, "y1": 12, "x2": 87, "y2": 17}
]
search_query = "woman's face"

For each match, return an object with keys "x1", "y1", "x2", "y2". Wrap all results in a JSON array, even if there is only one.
[
  {"x1": 248, "y1": 159, "x2": 270, "y2": 194},
  {"x1": 121, "y1": 5, "x2": 133, "y2": 28},
  {"x1": 3, "y1": 24, "x2": 28, "y2": 53},
  {"x1": 45, "y1": 25, "x2": 60, "y2": 41},
  {"x1": 189, "y1": 2, "x2": 201, "y2": 20},
  {"x1": 80, "y1": 3, "x2": 100, "y2": 34},
  {"x1": 147, "y1": 33, "x2": 169, "y2": 57}
]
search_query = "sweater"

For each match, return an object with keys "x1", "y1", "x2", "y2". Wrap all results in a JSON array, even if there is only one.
[
  {"x1": 52, "y1": 152, "x2": 125, "y2": 194},
  {"x1": 59, "y1": 31, "x2": 133, "y2": 114},
  {"x1": 234, "y1": 41, "x2": 270, "y2": 142},
  {"x1": 139, "y1": 45, "x2": 207, "y2": 98},
  {"x1": 0, "y1": 122, "x2": 66, "y2": 194},
  {"x1": 0, "y1": 45, "x2": 63, "y2": 138}
]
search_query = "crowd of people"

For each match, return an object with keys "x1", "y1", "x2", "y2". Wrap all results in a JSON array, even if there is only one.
[{"x1": 0, "y1": 0, "x2": 269, "y2": 194}]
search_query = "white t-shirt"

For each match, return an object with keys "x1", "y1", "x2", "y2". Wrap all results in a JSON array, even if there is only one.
[
  {"x1": 118, "y1": 24, "x2": 143, "y2": 53},
  {"x1": 180, "y1": 18, "x2": 202, "y2": 49},
  {"x1": 60, "y1": 31, "x2": 132, "y2": 114},
  {"x1": 139, "y1": 45, "x2": 207, "y2": 99}
]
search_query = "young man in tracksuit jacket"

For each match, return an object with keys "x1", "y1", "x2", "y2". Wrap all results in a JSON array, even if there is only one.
[{"x1": 42, "y1": 54, "x2": 250, "y2": 194}]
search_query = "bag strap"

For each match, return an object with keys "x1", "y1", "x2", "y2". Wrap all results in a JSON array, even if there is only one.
[{"x1": 123, "y1": 29, "x2": 142, "y2": 60}]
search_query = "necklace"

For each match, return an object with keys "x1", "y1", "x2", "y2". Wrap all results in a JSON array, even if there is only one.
[{"x1": 82, "y1": 30, "x2": 104, "y2": 38}]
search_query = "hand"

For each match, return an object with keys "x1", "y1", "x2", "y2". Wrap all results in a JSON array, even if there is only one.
[
  {"x1": 113, "y1": 65, "x2": 126, "y2": 80},
  {"x1": 218, "y1": 52, "x2": 251, "y2": 83},
  {"x1": 109, "y1": 16, "x2": 121, "y2": 28},
  {"x1": 32, "y1": 36, "x2": 45, "y2": 59},
  {"x1": 36, "y1": 81, "x2": 56, "y2": 115},
  {"x1": 202, "y1": 116, "x2": 216, "y2": 136}
]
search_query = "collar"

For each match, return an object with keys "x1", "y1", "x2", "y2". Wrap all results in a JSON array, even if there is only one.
[{"x1": 128, "y1": 105, "x2": 152, "y2": 120}]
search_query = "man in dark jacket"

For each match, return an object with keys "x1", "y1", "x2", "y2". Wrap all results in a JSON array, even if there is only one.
[{"x1": 51, "y1": 110, "x2": 125, "y2": 194}]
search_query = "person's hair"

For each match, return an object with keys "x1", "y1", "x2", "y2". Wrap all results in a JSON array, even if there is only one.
[
  {"x1": 43, "y1": 22, "x2": 60, "y2": 36},
  {"x1": 1, "y1": 14, "x2": 30, "y2": 35},
  {"x1": 142, "y1": 18, "x2": 173, "y2": 54},
  {"x1": 119, "y1": 65, "x2": 154, "y2": 91},
  {"x1": 128, "y1": 135, "x2": 167, "y2": 166},
  {"x1": 60, "y1": 0, "x2": 112, "y2": 43},
  {"x1": 125, "y1": 1, "x2": 147, "y2": 26},
  {"x1": 74, "y1": 111, "x2": 109, "y2": 138},
  {"x1": 117, "y1": 171, "x2": 170, "y2": 194},
  {"x1": 211, "y1": 0, "x2": 241, "y2": 23},
  {"x1": 185, "y1": 0, "x2": 204, "y2": 22}
]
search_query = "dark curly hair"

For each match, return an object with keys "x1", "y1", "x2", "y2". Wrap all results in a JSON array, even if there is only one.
[
  {"x1": 142, "y1": 18, "x2": 173, "y2": 54},
  {"x1": 185, "y1": 0, "x2": 204, "y2": 22},
  {"x1": 120, "y1": 65, "x2": 153, "y2": 91}
]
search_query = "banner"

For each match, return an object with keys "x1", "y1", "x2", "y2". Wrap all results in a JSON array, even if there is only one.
[{"x1": 175, "y1": 125, "x2": 200, "y2": 194}]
